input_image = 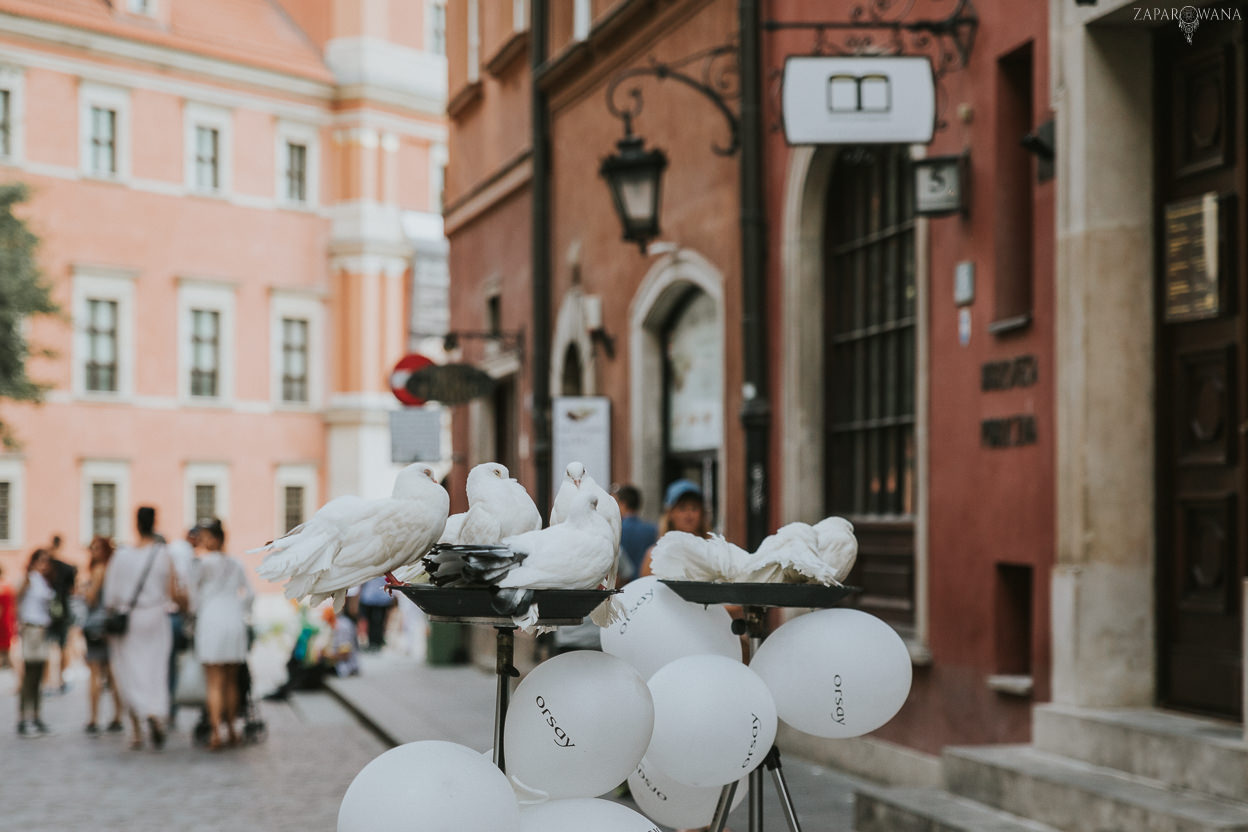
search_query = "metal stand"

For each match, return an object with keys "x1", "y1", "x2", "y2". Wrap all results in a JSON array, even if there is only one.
[
  {"x1": 491, "y1": 626, "x2": 519, "y2": 772},
  {"x1": 708, "y1": 605, "x2": 803, "y2": 832}
]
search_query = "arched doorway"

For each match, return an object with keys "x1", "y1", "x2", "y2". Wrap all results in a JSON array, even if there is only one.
[{"x1": 823, "y1": 145, "x2": 917, "y2": 628}]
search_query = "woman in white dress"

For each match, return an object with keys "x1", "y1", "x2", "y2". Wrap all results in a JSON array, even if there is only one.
[
  {"x1": 190, "y1": 518, "x2": 254, "y2": 750},
  {"x1": 104, "y1": 506, "x2": 185, "y2": 750}
]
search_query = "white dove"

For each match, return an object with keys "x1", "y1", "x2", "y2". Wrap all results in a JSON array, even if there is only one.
[
  {"x1": 253, "y1": 463, "x2": 449, "y2": 610},
  {"x1": 392, "y1": 462, "x2": 540, "y2": 583},
  {"x1": 649, "y1": 530, "x2": 755, "y2": 582},
  {"x1": 744, "y1": 516, "x2": 859, "y2": 585},
  {"x1": 548, "y1": 462, "x2": 624, "y2": 625}
]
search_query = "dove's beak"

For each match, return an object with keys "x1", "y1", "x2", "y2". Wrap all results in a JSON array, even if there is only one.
[{"x1": 573, "y1": 478, "x2": 582, "y2": 487}]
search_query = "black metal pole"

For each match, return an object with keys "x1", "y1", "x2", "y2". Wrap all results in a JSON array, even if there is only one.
[
  {"x1": 531, "y1": 0, "x2": 553, "y2": 520},
  {"x1": 739, "y1": 0, "x2": 770, "y2": 550}
]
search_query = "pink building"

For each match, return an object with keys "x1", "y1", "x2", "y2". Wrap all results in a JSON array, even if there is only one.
[{"x1": 0, "y1": 0, "x2": 449, "y2": 576}]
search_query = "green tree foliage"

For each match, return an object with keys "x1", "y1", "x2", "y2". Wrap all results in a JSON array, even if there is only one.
[{"x1": 0, "y1": 183, "x2": 58, "y2": 445}]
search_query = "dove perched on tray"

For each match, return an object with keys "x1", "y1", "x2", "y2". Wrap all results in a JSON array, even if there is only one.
[
  {"x1": 743, "y1": 516, "x2": 858, "y2": 585},
  {"x1": 424, "y1": 490, "x2": 616, "y2": 630},
  {"x1": 392, "y1": 462, "x2": 540, "y2": 583},
  {"x1": 253, "y1": 463, "x2": 449, "y2": 610},
  {"x1": 648, "y1": 531, "x2": 755, "y2": 583},
  {"x1": 549, "y1": 462, "x2": 624, "y2": 626}
]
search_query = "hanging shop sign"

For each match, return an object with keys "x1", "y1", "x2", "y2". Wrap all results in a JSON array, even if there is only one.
[
  {"x1": 404, "y1": 363, "x2": 496, "y2": 406},
  {"x1": 782, "y1": 56, "x2": 936, "y2": 145},
  {"x1": 551, "y1": 397, "x2": 611, "y2": 502}
]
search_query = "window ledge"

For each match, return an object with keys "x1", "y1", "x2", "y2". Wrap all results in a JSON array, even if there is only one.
[
  {"x1": 74, "y1": 391, "x2": 133, "y2": 405},
  {"x1": 987, "y1": 313, "x2": 1032, "y2": 336},
  {"x1": 486, "y1": 30, "x2": 529, "y2": 79},
  {"x1": 447, "y1": 81, "x2": 483, "y2": 119},
  {"x1": 986, "y1": 674, "x2": 1033, "y2": 697}
]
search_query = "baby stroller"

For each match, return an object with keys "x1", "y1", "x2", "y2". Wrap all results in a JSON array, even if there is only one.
[{"x1": 192, "y1": 662, "x2": 268, "y2": 746}]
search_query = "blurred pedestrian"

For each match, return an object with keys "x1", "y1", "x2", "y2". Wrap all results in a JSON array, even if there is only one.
[
  {"x1": 16, "y1": 549, "x2": 54, "y2": 736},
  {"x1": 0, "y1": 563, "x2": 15, "y2": 669},
  {"x1": 45, "y1": 534, "x2": 78, "y2": 693},
  {"x1": 166, "y1": 524, "x2": 199, "y2": 726},
  {"x1": 612, "y1": 484, "x2": 658, "y2": 583},
  {"x1": 189, "y1": 518, "x2": 253, "y2": 750},
  {"x1": 640, "y1": 479, "x2": 711, "y2": 577},
  {"x1": 105, "y1": 506, "x2": 184, "y2": 750},
  {"x1": 357, "y1": 576, "x2": 394, "y2": 652},
  {"x1": 81, "y1": 535, "x2": 123, "y2": 735}
]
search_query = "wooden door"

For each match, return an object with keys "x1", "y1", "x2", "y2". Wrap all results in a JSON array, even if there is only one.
[{"x1": 1156, "y1": 20, "x2": 1246, "y2": 719}]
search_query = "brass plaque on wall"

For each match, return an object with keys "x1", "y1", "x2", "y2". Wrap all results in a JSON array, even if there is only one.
[{"x1": 1164, "y1": 193, "x2": 1221, "y2": 322}]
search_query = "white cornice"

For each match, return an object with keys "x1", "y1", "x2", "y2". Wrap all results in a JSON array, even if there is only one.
[
  {"x1": 325, "y1": 37, "x2": 446, "y2": 106},
  {"x1": 0, "y1": 12, "x2": 334, "y2": 101},
  {"x1": 0, "y1": 33, "x2": 333, "y2": 124},
  {"x1": 330, "y1": 109, "x2": 447, "y2": 142}
]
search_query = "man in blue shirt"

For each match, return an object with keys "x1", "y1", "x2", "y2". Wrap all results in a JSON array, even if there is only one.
[{"x1": 613, "y1": 484, "x2": 658, "y2": 583}]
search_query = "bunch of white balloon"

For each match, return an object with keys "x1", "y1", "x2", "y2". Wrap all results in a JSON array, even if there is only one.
[{"x1": 337, "y1": 575, "x2": 912, "y2": 831}]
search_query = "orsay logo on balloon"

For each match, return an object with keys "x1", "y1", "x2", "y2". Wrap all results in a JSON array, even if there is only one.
[
  {"x1": 831, "y1": 674, "x2": 846, "y2": 725},
  {"x1": 634, "y1": 763, "x2": 668, "y2": 801},
  {"x1": 535, "y1": 695, "x2": 576, "y2": 747},
  {"x1": 616, "y1": 587, "x2": 656, "y2": 634},
  {"x1": 740, "y1": 712, "x2": 762, "y2": 769}
]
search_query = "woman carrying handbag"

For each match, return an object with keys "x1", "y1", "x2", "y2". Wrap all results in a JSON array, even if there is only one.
[
  {"x1": 81, "y1": 535, "x2": 124, "y2": 735},
  {"x1": 104, "y1": 507, "x2": 186, "y2": 750}
]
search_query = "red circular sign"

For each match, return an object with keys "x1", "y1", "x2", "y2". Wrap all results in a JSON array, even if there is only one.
[{"x1": 390, "y1": 353, "x2": 434, "y2": 406}]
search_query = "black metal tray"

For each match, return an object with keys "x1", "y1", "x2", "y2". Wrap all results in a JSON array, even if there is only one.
[
  {"x1": 392, "y1": 585, "x2": 618, "y2": 626},
  {"x1": 660, "y1": 580, "x2": 858, "y2": 608}
]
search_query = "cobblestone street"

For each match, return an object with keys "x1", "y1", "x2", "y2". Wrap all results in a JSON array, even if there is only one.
[{"x1": 0, "y1": 650, "x2": 386, "y2": 831}]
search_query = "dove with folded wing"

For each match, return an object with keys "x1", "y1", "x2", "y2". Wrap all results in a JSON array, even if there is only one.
[
  {"x1": 648, "y1": 531, "x2": 755, "y2": 582},
  {"x1": 253, "y1": 463, "x2": 449, "y2": 610},
  {"x1": 548, "y1": 461, "x2": 624, "y2": 625}
]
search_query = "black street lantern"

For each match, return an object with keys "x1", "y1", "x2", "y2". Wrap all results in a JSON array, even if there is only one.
[{"x1": 599, "y1": 132, "x2": 668, "y2": 253}]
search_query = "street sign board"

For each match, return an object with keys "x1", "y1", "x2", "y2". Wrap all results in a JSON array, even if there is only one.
[
  {"x1": 552, "y1": 397, "x2": 611, "y2": 502},
  {"x1": 390, "y1": 353, "x2": 435, "y2": 406},
  {"x1": 782, "y1": 55, "x2": 935, "y2": 145},
  {"x1": 390, "y1": 407, "x2": 443, "y2": 463}
]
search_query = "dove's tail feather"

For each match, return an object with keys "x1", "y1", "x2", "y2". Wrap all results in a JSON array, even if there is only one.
[
  {"x1": 512, "y1": 604, "x2": 541, "y2": 632},
  {"x1": 256, "y1": 530, "x2": 335, "y2": 581},
  {"x1": 422, "y1": 543, "x2": 523, "y2": 587},
  {"x1": 589, "y1": 595, "x2": 625, "y2": 628}
]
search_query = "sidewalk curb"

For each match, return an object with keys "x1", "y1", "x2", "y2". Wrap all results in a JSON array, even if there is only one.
[{"x1": 322, "y1": 677, "x2": 403, "y2": 749}]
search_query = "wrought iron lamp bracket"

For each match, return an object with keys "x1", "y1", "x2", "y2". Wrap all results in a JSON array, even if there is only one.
[
  {"x1": 439, "y1": 329, "x2": 526, "y2": 357},
  {"x1": 605, "y1": 42, "x2": 742, "y2": 156}
]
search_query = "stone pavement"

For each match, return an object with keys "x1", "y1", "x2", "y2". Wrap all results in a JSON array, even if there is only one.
[
  {"x1": 0, "y1": 636, "x2": 387, "y2": 832},
  {"x1": 324, "y1": 648, "x2": 867, "y2": 831}
]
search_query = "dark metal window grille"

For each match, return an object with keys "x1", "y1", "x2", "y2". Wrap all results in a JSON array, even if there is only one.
[
  {"x1": 281, "y1": 317, "x2": 308, "y2": 403},
  {"x1": 91, "y1": 106, "x2": 116, "y2": 175},
  {"x1": 0, "y1": 482, "x2": 11, "y2": 540},
  {"x1": 195, "y1": 484, "x2": 215, "y2": 525},
  {"x1": 284, "y1": 485, "x2": 304, "y2": 533},
  {"x1": 85, "y1": 299, "x2": 118, "y2": 393},
  {"x1": 825, "y1": 145, "x2": 916, "y2": 518},
  {"x1": 195, "y1": 126, "x2": 219, "y2": 191},
  {"x1": 0, "y1": 90, "x2": 11, "y2": 158},
  {"x1": 286, "y1": 142, "x2": 307, "y2": 203},
  {"x1": 92, "y1": 482, "x2": 116, "y2": 538},
  {"x1": 190, "y1": 309, "x2": 219, "y2": 397}
]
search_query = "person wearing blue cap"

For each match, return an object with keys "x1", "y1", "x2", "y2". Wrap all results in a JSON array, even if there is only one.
[{"x1": 639, "y1": 478, "x2": 710, "y2": 577}]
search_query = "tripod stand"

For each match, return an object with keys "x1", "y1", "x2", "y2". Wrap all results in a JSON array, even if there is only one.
[{"x1": 709, "y1": 605, "x2": 803, "y2": 832}]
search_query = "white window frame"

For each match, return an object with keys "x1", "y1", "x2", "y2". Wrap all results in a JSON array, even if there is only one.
[
  {"x1": 177, "y1": 278, "x2": 236, "y2": 405},
  {"x1": 467, "y1": 0, "x2": 480, "y2": 83},
  {"x1": 80, "y1": 460, "x2": 129, "y2": 546},
  {"x1": 275, "y1": 120, "x2": 319, "y2": 208},
  {"x1": 0, "y1": 457, "x2": 26, "y2": 548},
  {"x1": 72, "y1": 267, "x2": 136, "y2": 401},
  {"x1": 0, "y1": 65, "x2": 25, "y2": 164},
  {"x1": 274, "y1": 464, "x2": 317, "y2": 538},
  {"x1": 269, "y1": 290, "x2": 325, "y2": 409},
  {"x1": 573, "y1": 0, "x2": 592, "y2": 41},
  {"x1": 427, "y1": 0, "x2": 447, "y2": 57},
  {"x1": 79, "y1": 82, "x2": 130, "y2": 182},
  {"x1": 183, "y1": 102, "x2": 232, "y2": 196},
  {"x1": 430, "y1": 143, "x2": 448, "y2": 214},
  {"x1": 184, "y1": 462, "x2": 229, "y2": 527}
]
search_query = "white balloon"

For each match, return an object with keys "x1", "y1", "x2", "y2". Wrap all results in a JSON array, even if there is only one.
[
  {"x1": 628, "y1": 756, "x2": 747, "y2": 828},
  {"x1": 645, "y1": 654, "x2": 778, "y2": 788},
  {"x1": 749, "y1": 608, "x2": 912, "y2": 739},
  {"x1": 338, "y1": 740, "x2": 519, "y2": 832},
  {"x1": 600, "y1": 576, "x2": 742, "y2": 680},
  {"x1": 519, "y1": 798, "x2": 661, "y2": 832},
  {"x1": 504, "y1": 650, "x2": 654, "y2": 799}
]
